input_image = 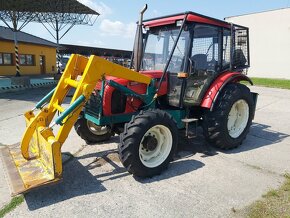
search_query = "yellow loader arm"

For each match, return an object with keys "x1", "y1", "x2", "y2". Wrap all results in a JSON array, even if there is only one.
[{"x1": 0, "y1": 54, "x2": 151, "y2": 196}]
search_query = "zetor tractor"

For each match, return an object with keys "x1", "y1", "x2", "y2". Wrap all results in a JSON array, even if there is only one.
[{"x1": 1, "y1": 5, "x2": 257, "y2": 195}]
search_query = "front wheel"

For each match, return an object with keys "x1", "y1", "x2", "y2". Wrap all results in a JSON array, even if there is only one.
[
  {"x1": 118, "y1": 109, "x2": 178, "y2": 177},
  {"x1": 202, "y1": 83, "x2": 254, "y2": 149},
  {"x1": 74, "y1": 112, "x2": 113, "y2": 144}
]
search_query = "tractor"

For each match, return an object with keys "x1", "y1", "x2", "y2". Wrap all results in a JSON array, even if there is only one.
[{"x1": 0, "y1": 5, "x2": 257, "y2": 195}]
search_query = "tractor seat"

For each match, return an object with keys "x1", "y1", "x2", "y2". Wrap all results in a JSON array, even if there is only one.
[
  {"x1": 233, "y1": 49, "x2": 247, "y2": 68},
  {"x1": 191, "y1": 54, "x2": 207, "y2": 70}
]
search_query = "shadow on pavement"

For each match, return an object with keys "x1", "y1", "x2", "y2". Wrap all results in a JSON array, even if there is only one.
[
  {"x1": 25, "y1": 146, "x2": 129, "y2": 211},
  {"x1": 176, "y1": 122, "x2": 289, "y2": 155},
  {"x1": 135, "y1": 159, "x2": 205, "y2": 184},
  {"x1": 24, "y1": 136, "x2": 207, "y2": 211},
  {"x1": 225, "y1": 122, "x2": 290, "y2": 154},
  {"x1": 177, "y1": 129, "x2": 218, "y2": 158},
  {"x1": 250, "y1": 122, "x2": 290, "y2": 143},
  {"x1": 25, "y1": 122, "x2": 285, "y2": 210},
  {"x1": 25, "y1": 158, "x2": 106, "y2": 211},
  {"x1": 83, "y1": 149, "x2": 131, "y2": 182}
]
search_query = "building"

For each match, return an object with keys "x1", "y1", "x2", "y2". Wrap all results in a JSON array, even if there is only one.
[
  {"x1": 60, "y1": 44, "x2": 132, "y2": 67},
  {"x1": 225, "y1": 8, "x2": 290, "y2": 79},
  {"x1": 0, "y1": 26, "x2": 56, "y2": 76}
]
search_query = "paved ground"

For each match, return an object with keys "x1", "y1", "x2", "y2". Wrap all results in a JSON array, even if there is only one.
[{"x1": 0, "y1": 86, "x2": 289, "y2": 217}]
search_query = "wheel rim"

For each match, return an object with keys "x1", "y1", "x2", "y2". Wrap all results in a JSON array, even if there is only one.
[
  {"x1": 139, "y1": 125, "x2": 173, "y2": 168},
  {"x1": 86, "y1": 121, "x2": 109, "y2": 136},
  {"x1": 227, "y1": 99, "x2": 249, "y2": 138}
]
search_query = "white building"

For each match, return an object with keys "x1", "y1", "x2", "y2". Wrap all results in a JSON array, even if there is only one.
[{"x1": 226, "y1": 8, "x2": 290, "y2": 79}]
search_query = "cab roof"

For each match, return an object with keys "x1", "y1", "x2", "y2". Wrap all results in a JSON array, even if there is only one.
[{"x1": 143, "y1": 11, "x2": 231, "y2": 29}]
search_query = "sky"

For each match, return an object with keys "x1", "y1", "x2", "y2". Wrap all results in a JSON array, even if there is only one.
[{"x1": 1, "y1": 0, "x2": 290, "y2": 51}]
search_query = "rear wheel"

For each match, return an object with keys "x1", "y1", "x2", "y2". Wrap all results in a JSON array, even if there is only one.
[
  {"x1": 74, "y1": 112, "x2": 112, "y2": 144},
  {"x1": 202, "y1": 83, "x2": 254, "y2": 149},
  {"x1": 118, "y1": 109, "x2": 178, "y2": 177}
]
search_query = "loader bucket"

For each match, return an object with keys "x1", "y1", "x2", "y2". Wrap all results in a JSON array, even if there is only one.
[
  {"x1": 0, "y1": 54, "x2": 90, "y2": 196},
  {"x1": 0, "y1": 144, "x2": 61, "y2": 196},
  {"x1": 0, "y1": 112, "x2": 62, "y2": 196}
]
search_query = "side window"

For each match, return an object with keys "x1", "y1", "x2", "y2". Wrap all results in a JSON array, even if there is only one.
[
  {"x1": 168, "y1": 30, "x2": 189, "y2": 73},
  {"x1": 143, "y1": 32, "x2": 165, "y2": 70},
  {"x1": 19, "y1": 54, "x2": 35, "y2": 66},
  {"x1": 0, "y1": 53, "x2": 13, "y2": 65},
  {"x1": 142, "y1": 27, "x2": 189, "y2": 72},
  {"x1": 223, "y1": 29, "x2": 231, "y2": 69},
  {"x1": 191, "y1": 25, "x2": 221, "y2": 73}
]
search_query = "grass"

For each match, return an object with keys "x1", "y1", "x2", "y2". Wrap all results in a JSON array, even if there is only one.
[
  {"x1": 244, "y1": 173, "x2": 290, "y2": 218},
  {"x1": 0, "y1": 196, "x2": 24, "y2": 218},
  {"x1": 250, "y1": 77, "x2": 290, "y2": 90}
]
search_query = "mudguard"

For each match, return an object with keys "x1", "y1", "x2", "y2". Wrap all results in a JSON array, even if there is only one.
[{"x1": 200, "y1": 72, "x2": 253, "y2": 110}]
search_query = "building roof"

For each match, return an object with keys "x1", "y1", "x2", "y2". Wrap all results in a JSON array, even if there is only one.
[
  {"x1": 0, "y1": 0, "x2": 99, "y2": 15},
  {"x1": 60, "y1": 44, "x2": 132, "y2": 58},
  {"x1": 0, "y1": 26, "x2": 57, "y2": 47},
  {"x1": 0, "y1": 0, "x2": 99, "y2": 24},
  {"x1": 225, "y1": 7, "x2": 290, "y2": 19}
]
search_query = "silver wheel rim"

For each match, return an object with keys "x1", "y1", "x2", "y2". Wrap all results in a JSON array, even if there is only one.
[
  {"x1": 139, "y1": 125, "x2": 173, "y2": 168},
  {"x1": 86, "y1": 121, "x2": 109, "y2": 136},
  {"x1": 227, "y1": 99, "x2": 249, "y2": 138}
]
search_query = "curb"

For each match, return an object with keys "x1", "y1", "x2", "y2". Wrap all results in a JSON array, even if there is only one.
[{"x1": 0, "y1": 81, "x2": 58, "y2": 94}]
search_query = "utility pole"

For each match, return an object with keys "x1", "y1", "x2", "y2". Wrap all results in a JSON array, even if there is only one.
[{"x1": 12, "y1": 12, "x2": 21, "y2": 77}]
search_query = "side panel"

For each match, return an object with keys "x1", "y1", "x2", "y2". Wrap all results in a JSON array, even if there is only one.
[
  {"x1": 200, "y1": 72, "x2": 253, "y2": 110},
  {"x1": 102, "y1": 78, "x2": 145, "y2": 116},
  {"x1": 100, "y1": 71, "x2": 167, "y2": 116}
]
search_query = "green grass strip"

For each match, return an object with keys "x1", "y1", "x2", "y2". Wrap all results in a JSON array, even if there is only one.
[
  {"x1": 251, "y1": 77, "x2": 290, "y2": 90},
  {"x1": 0, "y1": 196, "x2": 24, "y2": 218},
  {"x1": 246, "y1": 173, "x2": 290, "y2": 218}
]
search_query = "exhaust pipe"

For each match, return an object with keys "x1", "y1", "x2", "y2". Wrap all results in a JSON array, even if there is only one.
[{"x1": 133, "y1": 4, "x2": 148, "y2": 72}]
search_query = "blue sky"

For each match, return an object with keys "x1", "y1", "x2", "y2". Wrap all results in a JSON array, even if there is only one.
[{"x1": 1, "y1": 0, "x2": 289, "y2": 50}]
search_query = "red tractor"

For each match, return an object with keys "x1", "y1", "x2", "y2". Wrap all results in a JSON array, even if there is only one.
[
  {"x1": 75, "y1": 6, "x2": 257, "y2": 177},
  {"x1": 1, "y1": 5, "x2": 258, "y2": 195}
]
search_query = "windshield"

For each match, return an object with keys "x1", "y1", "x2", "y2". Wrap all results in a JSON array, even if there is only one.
[{"x1": 142, "y1": 25, "x2": 189, "y2": 72}]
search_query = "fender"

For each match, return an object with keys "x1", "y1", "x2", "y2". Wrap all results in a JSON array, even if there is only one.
[{"x1": 200, "y1": 72, "x2": 253, "y2": 110}]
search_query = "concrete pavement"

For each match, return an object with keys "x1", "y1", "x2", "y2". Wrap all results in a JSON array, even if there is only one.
[{"x1": 0, "y1": 86, "x2": 289, "y2": 217}]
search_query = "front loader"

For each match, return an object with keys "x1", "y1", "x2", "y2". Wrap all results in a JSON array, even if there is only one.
[
  {"x1": 1, "y1": 5, "x2": 258, "y2": 195},
  {"x1": 0, "y1": 55, "x2": 152, "y2": 195}
]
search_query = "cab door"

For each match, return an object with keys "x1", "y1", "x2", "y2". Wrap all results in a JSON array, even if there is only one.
[
  {"x1": 167, "y1": 28, "x2": 190, "y2": 107},
  {"x1": 183, "y1": 24, "x2": 222, "y2": 106}
]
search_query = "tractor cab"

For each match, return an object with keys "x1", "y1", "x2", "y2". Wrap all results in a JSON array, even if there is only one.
[{"x1": 141, "y1": 12, "x2": 250, "y2": 108}]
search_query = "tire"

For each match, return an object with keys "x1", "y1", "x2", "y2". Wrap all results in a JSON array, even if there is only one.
[
  {"x1": 118, "y1": 109, "x2": 178, "y2": 177},
  {"x1": 202, "y1": 83, "x2": 254, "y2": 149},
  {"x1": 74, "y1": 112, "x2": 112, "y2": 144}
]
